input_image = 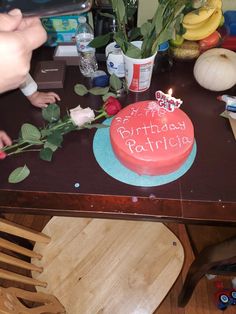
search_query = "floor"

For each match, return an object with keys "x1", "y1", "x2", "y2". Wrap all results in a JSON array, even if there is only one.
[
  {"x1": 1, "y1": 214, "x2": 235, "y2": 314},
  {"x1": 156, "y1": 224, "x2": 235, "y2": 314}
]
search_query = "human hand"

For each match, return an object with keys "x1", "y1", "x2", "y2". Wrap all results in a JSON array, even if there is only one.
[
  {"x1": 27, "y1": 91, "x2": 61, "y2": 108},
  {"x1": 0, "y1": 131, "x2": 12, "y2": 149},
  {"x1": 0, "y1": 9, "x2": 47, "y2": 93}
]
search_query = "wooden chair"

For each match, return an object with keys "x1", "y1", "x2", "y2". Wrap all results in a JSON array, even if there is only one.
[
  {"x1": 0, "y1": 218, "x2": 66, "y2": 313},
  {"x1": 178, "y1": 225, "x2": 236, "y2": 307},
  {"x1": 31, "y1": 217, "x2": 185, "y2": 314}
]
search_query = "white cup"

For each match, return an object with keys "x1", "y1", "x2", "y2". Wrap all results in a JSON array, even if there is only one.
[
  {"x1": 105, "y1": 42, "x2": 125, "y2": 78},
  {"x1": 122, "y1": 41, "x2": 157, "y2": 92}
]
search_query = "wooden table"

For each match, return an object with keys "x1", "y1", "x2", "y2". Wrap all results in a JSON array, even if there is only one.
[
  {"x1": 0, "y1": 47, "x2": 235, "y2": 225},
  {"x1": 0, "y1": 47, "x2": 236, "y2": 307}
]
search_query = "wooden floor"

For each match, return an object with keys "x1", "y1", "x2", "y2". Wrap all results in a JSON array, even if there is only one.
[{"x1": 1, "y1": 213, "x2": 235, "y2": 314}]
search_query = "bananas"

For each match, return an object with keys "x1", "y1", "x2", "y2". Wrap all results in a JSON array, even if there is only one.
[
  {"x1": 183, "y1": 0, "x2": 222, "y2": 26},
  {"x1": 183, "y1": 7, "x2": 215, "y2": 26},
  {"x1": 183, "y1": 8, "x2": 222, "y2": 41},
  {"x1": 183, "y1": 19, "x2": 206, "y2": 30},
  {"x1": 182, "y1": 0, "x2": 223, "y2": 42}
]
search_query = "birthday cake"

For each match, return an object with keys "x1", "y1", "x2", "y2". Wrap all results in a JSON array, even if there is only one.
[{"x1": 110, "y1": 100, "x2": 194, "y2": 176}]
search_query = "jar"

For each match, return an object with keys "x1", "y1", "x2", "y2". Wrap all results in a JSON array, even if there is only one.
[{"x1": 154, "y1": 41, "x2": 173, "y2": 73}]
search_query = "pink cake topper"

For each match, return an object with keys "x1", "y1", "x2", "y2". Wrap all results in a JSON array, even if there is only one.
[{"x1": 155, "y1": 89, "x2": 183, "y2": 112}]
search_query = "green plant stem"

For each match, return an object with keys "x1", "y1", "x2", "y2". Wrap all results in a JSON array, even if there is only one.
[
  {"x1": 2, "y1": 141, "x2": 28, "y2": 152},
  {"x1": 7, "y1": 149, "x2": 41, "y2": 156},
  {"x1": 94, "y1": 111, "x2": 107, "y2": 120},
  {"x1": 46, "y1": 120, "x2": 71, "y2": 133},
  {"x1": 6, "y1": 142, "x2": 44, "y2": 156}
]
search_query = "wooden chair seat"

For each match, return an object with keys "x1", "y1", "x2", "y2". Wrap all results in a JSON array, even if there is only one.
[{"x1": 32, "y1": 217, "x2": 184, "y2": 314}]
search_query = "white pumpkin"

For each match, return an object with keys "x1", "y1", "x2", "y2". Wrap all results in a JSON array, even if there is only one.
[{"x1": 193, "y1": 48, "x2": 236, "y2": 91}]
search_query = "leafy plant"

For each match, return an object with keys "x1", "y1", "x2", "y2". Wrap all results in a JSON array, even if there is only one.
[{"x1": 90, "y1": 0, "x2": 194, "y2": 59}]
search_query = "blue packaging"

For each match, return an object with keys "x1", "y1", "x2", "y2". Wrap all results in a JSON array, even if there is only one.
[
  {"x1": 41, "y1": 14, "x2": 87, "y2": 47},
  {"x1": 224, "y1": 11, "x2": 236, "y2": 36}
]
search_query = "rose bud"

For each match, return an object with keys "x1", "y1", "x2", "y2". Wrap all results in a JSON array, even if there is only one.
[
  {"x1": 0, "y1": 151, "x2": 7, "y2": 160},
  {"x1": 103, "y1": 96, "x2": 122, "y2": 116}
]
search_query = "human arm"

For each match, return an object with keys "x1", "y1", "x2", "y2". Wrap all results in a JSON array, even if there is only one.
[
  {"x1": 20, "y1": 73, "x2": 60, "y2": 108},
  {"x1": 0, "y1": 9, "x2": 47, "y2": 93}
]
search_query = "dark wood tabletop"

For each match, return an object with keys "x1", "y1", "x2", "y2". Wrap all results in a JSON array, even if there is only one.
[{"x1": 0, "y1": 47, "x2": 235, "y2": 224}]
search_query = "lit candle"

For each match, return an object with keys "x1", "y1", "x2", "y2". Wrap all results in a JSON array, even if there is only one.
[
  {"x1": 168, "y1": 88, "x2": 173, "y2": 97},
  {"x1": 155, "y1": 88, "x2": 182, "y2": 112}
]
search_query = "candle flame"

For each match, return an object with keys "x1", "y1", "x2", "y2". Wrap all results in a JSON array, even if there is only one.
[{"x1": 168, "y1": 88, "x2": 173, "y2": 96}]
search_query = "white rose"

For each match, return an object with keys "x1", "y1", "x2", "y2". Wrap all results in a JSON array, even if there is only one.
[{"x1": 70, "y1": 105, "x2": 95, "y2": 127}]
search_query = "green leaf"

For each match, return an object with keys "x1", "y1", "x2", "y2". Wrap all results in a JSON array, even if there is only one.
[
  {"x1": 89, "y1": 86, "x2": 110, "y2": 96},
  {"x1": 74, "y1": 84, "x2": 88, "y2": 96},
  {"x1": 41, "y1": 129, "x2": 51, "y2": 137},
  {"x1": 140, "y1": 22, "x2": 152, "y2": 37},
  {"x1": 125, "y1": 43, "x2": 142, "y2": 59},
  {"x1": 102, "y1": 92, "x2": 118, "y2": 102},
  {"x1": 129, "y1": 27, "x2": 141, "y2": 42},
  {"x1": 40, "y1": 147, "x2": 54, "y2": 162},
  {"x1": 21, "y1": 123, "x2": 41, "y2": 142},
  {"x1": 8, "y1": 165, "x2": 30, "y2": 184},
  {"x1": 89, "y1": 33, "x2": 112, "y2": 48},
  {"x1": 44, "y1": 141, "x2": 58, "y2": 152},
  {"x1": 47, "y1": 131, "x2": 63, "y2": 147},
  {"x1": 113, "y1": 30, "x2": 127, "y2": 53},
  {"x1": 155, "y1": 25, "x2": 174, "y2": 50},
  {"x1": 116, "y1": 0, "x2": 126, "y2": 23},
  {"x1": 42, "y1": 103, "x2": 60, "y2": 123},
  {"x1": 109, "y1": 74, "x2": 122, "y2": 91},
  {"x1": 154, "y1": 3, "x2": 166, "y2": 34}
]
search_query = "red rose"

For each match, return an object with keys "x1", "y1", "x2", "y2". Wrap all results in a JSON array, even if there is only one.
[
  {"x1": 0, "y1": 151, "x2": 7, "y2": 160},
  {"x1": 103, "y1": 97, "x2": 122, "y2": 116}
]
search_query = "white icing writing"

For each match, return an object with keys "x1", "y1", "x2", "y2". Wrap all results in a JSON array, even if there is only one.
[
  {"x1": 114, "y1": 102, "x2": 167, "y2": 124},
  {"x1": 117, "y1": 121, "x2": 186, "y2": 139},
  {"x1": 145, "y1": 101, "x2": 167, "y2": 117},
  {"x1": 126, "y1": 136, "x2": 192, "y2": 154}
]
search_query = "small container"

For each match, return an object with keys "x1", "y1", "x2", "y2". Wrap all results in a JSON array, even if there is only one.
[
  {"x1": 154, "y1": 41, "x2": 173, "y2": 73},
  {"x1": 105, "y1": 42, "x2": 125, "y2": 78}
]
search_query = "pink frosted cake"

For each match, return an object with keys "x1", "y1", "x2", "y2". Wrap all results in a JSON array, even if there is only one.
[{"x1": 110, "y1": 100, "x2": 194, "y2": 176}]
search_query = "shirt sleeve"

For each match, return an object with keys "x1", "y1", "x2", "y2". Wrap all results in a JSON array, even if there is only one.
[{"x1": 19, "y1": 73, "x2": 38, "y2": 96}]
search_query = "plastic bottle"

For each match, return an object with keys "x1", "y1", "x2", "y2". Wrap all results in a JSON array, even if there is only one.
[
  {"x1": 154, "y1": 41, "x2": 173, "y2": 73},
  {"x1": 75, "y1": 16, "x2": 98, "y2": 77}
]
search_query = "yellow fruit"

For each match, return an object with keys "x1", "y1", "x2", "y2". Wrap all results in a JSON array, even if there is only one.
[
  {"x1": 183, "y1": 7, "x2": 215, "y2": 25},
  {"x1": 183, "y1": 8, "x2": 222, "y2": 41},
  {"x1": 171, "y1": 41, "x2": 200, "y2": 60},
  {"x1": 170, "y1": 35, "x2": 184, "y2": 47},
  {"x1": 183, "y1": 0, "x2": 221, "y2": 25},
  {"x1": 215, "y1": 0, "x2": 222, "y2": 9},
  {"x1": 183, "y1": 19, "x2": 206, "y2": 30}
]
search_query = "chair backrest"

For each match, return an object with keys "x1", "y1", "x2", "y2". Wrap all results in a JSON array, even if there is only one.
[
  {"x1": 0, "y1": 217, "x2": 66, "y2": 314},
  {"x1": 0, "y1": 218, "x2": 50, "y2": 287},
  {"x1": 0, "y1": 287, "x2": 66, "y2": 314}
]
